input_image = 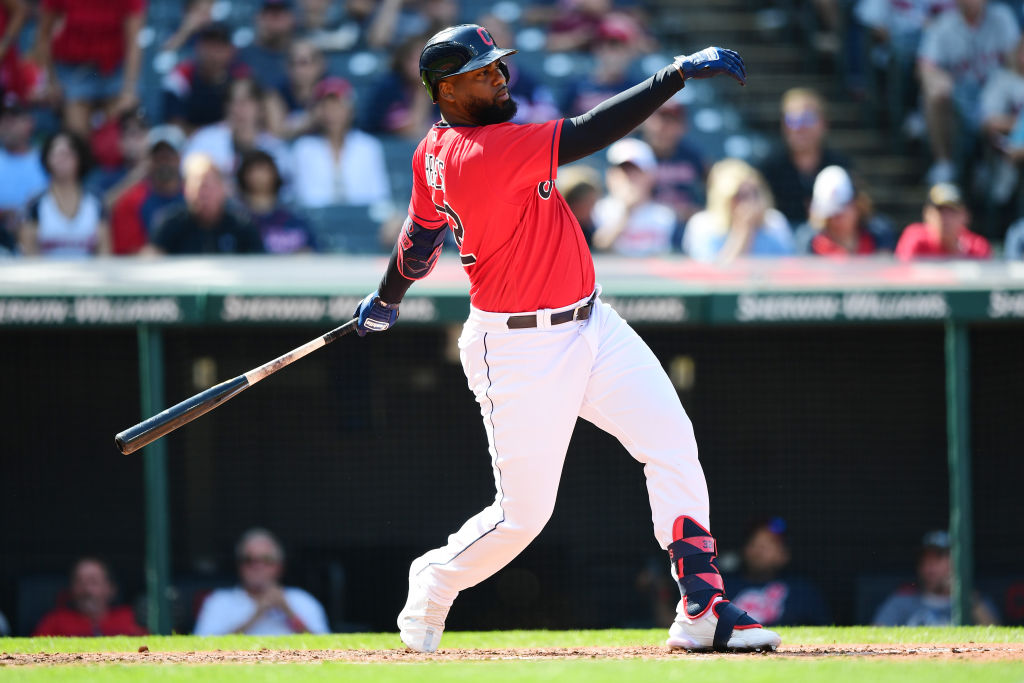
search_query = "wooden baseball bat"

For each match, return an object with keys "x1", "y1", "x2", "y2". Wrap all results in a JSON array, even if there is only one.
[{"x1": 115, "y1": 318, "x2": 359, "y2": 455}]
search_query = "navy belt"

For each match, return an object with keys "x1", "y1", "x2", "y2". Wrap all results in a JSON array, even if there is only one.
[{"x1": 506, "y1": 294, "x2": 596, "y2": 329}]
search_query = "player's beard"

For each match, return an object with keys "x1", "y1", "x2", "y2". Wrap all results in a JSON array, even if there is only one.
[{"x1": 466, "y1": 92, "x2": 518, "y2": 125}]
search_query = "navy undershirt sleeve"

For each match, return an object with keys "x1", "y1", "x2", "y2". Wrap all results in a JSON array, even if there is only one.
[{"x1": 558, "y1": 65, "x2": 686, "y2": 166}]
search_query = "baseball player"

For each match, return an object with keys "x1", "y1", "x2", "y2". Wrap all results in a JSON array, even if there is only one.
[{"x1": 354, "y1": 24, "x2": 781, "y2": 653}]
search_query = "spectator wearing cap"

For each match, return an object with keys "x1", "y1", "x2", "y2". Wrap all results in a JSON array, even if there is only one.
[
  {"x1": 641, "y1": 97, "x2": 707, "y2": 226},
  {"x1": 265, "y1": 39, "x2": 326, "y2": 140},
  {"x1": 162, "y1": 22, "x2": 252, "y2": 133},
  {"x1": 797, "y1": 165, "x2": 896, "y2": 256},
  {"x1": 33, "y1": 557, "x2": 146, "y2": 637},
  {"x1": 110, "y1": 125, "x2": 186, "y2": 254},
  {"x1": 291, "y1": 77, "x2": 390, "y2": 208},
  {"x1": 591, "y1": 138, "x2": 677, "y2": 256},
  {"x1": 33, "y1": 0, "x2": 145, "y2": 138},
  {"x1": 194, "y1": 528, "x2": 329, "y2": 635},
  {"x1": 562, "y1": 13, "x2": 646, "y2": 116},
  {"x1": 917, "y1": 0, "x2": 1020, "y2": 185},
  {"x1": 895, "y1": 182, "x2": 991, "y2": 259},
  {"x1": 183, "y1": 78, "x2": 292, "y2": 192},
  {"x1": 759, "y1": 88, "x2": 852, "y2": 227},
  {"x1": 237, "y1": 149, "x2": 316, "y2": 253},
  {"x1": 145, "y1": 153, "x2": 263, "y2": 255},
  {"x1": 873, "y1": 530, "x2": 999, "y2": 625},
  {"x1": 359, "y1": 33, "x2": 439, "y2": 139},
  {"x1": 239, "y1": 0, "x2": 298, "y2": 92},
  {"x1": 684, "y1": 159, "x2": 795, "y2": 263},
  {"x1": 19, "y1": 129, "x2": 110, "y2": 257},
  {"x1": 722, "y1": 518, "x2": 831, "y2": 627},
  {"x1": 0, "y1": 98, "x2": 47, "y2": 217}
]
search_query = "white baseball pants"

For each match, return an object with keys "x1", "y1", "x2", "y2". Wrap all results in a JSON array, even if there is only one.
[{"x1": 410, "y1": 289, "x2": 709, "y2": 606}]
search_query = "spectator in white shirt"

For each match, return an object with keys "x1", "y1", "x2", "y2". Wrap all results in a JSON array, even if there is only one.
[
  {"x1": 291, "y1": 76, "x2": 391, "y2": 208},
  {"x1": 591, "y1": 138, "x2": 677, "y2": 256},
  {"x1": 193, "y1": 528, "x2": 329, "y2": 635},
  {"x1": 184, "y1": 78, "x2": 293, "y2": 191}
]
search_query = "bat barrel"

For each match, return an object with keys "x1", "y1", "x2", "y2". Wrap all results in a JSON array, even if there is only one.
[{"x1": 115, "y1": 375, "x2": 250, "y2": 454}]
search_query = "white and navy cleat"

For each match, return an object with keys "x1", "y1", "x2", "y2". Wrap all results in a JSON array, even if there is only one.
[{"x1": 667, "y1": 596, "x2": 781, "y2": 652}]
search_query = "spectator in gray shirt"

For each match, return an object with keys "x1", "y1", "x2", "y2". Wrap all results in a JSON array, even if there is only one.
[
  {"x1": 917, "y1": 0, "x2": 1020, "y2": 184},
  {"x1": 873, "y1": 530, "x2": 999, "y2": 626}
]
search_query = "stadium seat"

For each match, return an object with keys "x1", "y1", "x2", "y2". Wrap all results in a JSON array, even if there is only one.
[{"x1": 302, "y1": 203, "x2": 393, "y2": 254}]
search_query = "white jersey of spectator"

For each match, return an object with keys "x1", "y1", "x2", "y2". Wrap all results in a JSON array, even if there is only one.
[
  {"x1": 0, "y1": 147, "x2": 48, "y2": 211},
  {"x1": 184, "y1": 123, "x2": 294, "y2": 187},
  {"x1": 1005, "y1": 219, "x2": 1024, "y2": 259},
  {"x1": 193, "y1": 586, "x2": 329, "y2": 635},
  {"x1": 918, "y1": 3, "x2": 1020, "y2": 87},
  {"x1": 26, "y1": 190, "x2": 104, "y2": 258},
  {"x1": 980, "y1": 66, "x2": 1024, "y2": 124},
  {"x1": 290, "y1": 129, "x2": 391, "y2": 207},
  {"x1": 856, "y1": 0, "x2": 954, "y2": 37},
  {"x1": 591, "y1": 196, "x2": 677, "y2": 256},
  {"x1": 683, "y1": 207, "x2": 794, "y2": 262}
]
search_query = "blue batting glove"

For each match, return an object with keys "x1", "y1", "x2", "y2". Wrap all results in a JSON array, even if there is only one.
[
  {"x1": 674, "y1": 47, "x2": 746, "y2": 86},
  {"x1": 354, "y1": 291, "x2": 399, "y2": 337}
]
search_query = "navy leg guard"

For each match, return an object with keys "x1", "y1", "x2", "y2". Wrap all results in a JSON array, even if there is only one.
[{"x1": 668, "y1": 516, "x2": 725, "y2": 618}]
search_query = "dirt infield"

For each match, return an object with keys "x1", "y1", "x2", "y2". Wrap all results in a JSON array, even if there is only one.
[{"x1": 3, "y1": 643, "x2": 1023, "y2": 666}]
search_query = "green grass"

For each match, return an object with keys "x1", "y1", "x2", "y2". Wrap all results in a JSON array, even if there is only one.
[
  {"x1": 3, "y1": 625, "x2": 1023, "y2": 654},
  {"x1": 1, "y1": 627, "x2": 1022, "y2": 682}
]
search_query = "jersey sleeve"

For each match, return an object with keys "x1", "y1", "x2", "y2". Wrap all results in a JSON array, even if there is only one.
[
  {"x1": 407, "y1": 140, "x2": 447, "y2": 230},
  {"x1": 482, "y1": 119, "x2": 563, "y2": 192}
]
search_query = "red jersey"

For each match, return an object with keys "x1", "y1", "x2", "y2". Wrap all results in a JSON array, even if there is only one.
[
  {"x1": 895, "y1": 223, "x2": 991, "y2": 260},
  {"x1": 407, "y1": 119, "x2": 595, "y2": 312},
  {"x1": 810, "y1": 230, "x2": 876, "y2": 256},
  {"x1": 33, "y1": 606, "x2": 147, "y2": 637},
  {"x1": 43, "y1": 0, "x2": 146, "y2": 73}
]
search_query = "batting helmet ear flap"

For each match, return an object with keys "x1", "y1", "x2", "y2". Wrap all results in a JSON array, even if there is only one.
[{"x1": 498, "y1": 60, "x2": 510, "y2": 85}]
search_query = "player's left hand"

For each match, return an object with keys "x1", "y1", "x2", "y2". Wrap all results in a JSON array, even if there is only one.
[
  {"x1": 354, "y1": 290, "x2": 400, "y2": 337},
  {"x1": 674, "y1": 47, "x2": 746, "y2": 86}
]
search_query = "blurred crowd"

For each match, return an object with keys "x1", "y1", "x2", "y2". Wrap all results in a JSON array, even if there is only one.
[
  {"x1": 4, "y1": 524, "x2": 1002, "y2": 637},
  {"x1": 0, "y1": 0, "x2": 1022, "y2": 261}
]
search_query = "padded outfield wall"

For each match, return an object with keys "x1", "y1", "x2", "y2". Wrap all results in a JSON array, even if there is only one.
[{"x1": 1, "y1": 256, "x2": 1022, "y2": 635}]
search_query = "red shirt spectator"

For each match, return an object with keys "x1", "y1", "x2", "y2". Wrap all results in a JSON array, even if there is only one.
[
  {"x1": 33, "y1": 557, "x2": 147, "y2": 637},
  {"x1": 41, "y1": 0, "x2": 146, "y2": 74},
  {"x1": 33, "y1": 606, "x2": 147, "y2": 637},
  {"x1": 811, "y1": 231, "x2": 878, "y2": 255},
  {"x1": 895, "y1": 223, "x2": 991, "y2": 259},
  {"x1": 895, "y1": 183, "x2": 991, "y2": 260}
]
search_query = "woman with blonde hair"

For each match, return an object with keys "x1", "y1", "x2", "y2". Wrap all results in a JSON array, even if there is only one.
[{"x1": 683, "y1": 158, "x2": 794, "y2": 262}]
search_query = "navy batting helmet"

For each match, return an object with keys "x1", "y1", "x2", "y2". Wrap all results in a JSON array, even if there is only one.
[{"x1": 419, "y1": 24, "x2": 517, "y2": 103}]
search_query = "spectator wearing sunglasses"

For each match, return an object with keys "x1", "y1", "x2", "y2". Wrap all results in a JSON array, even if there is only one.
[
  {"x1": 758, "y1": 88, "x2": 852, "y2": 227},
  {"x1": 193, "y1": 528, "x2": 329, "y2": 635}
]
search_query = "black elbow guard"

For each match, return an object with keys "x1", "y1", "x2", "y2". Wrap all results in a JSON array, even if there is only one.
[{"x1": 397, "y1": 217, "x2": 447, "y2": 280}]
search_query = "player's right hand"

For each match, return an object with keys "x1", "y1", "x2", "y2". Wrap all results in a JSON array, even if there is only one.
[
  {"x1": 674, "y1": 47, "x2": 746, "y2": 86},
  {"x1": 354, "y1": 290, "x2": 400, "y2": 337}
]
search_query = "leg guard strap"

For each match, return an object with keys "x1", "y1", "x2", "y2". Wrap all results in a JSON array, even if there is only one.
[{"x1": 712, "y1": 600, "x2": 760, "y2": 651}]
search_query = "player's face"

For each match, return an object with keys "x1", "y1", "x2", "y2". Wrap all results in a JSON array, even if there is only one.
[{"x1": 448, "y1": 61, "x2": 518, "y2": 125}]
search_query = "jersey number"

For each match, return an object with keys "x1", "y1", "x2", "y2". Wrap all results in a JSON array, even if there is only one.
[{"x1": 434, "y1": 200, "x2": 476, "y2": 266}]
